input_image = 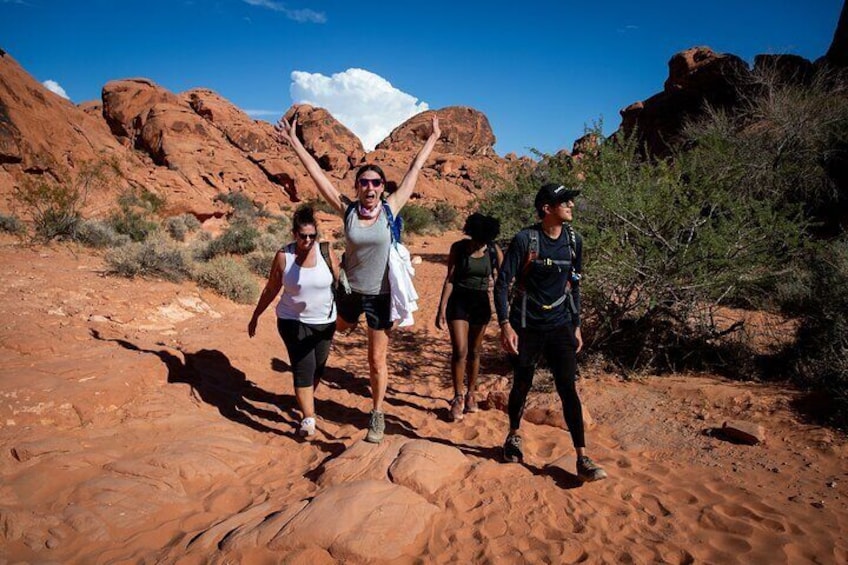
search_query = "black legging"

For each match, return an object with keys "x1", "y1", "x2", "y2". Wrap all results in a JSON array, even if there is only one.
[
  {"x1": 277, "y1": 318, "x2": 336, "y2": 388},
  {"x1": 507, "y1": 324, "x2": 585, "y2": 448}
]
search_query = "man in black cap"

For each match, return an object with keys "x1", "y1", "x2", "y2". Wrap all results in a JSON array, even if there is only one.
[{"x1": 493, "y1": 182, "x2": 607, "y2": 482}]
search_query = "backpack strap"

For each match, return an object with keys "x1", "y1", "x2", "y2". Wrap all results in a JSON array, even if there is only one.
[
  {"x1": 487, "y1": 242, "x2": 500, "y2": 280},
  {"x1": 319, "y1": 241, "x2": 337, "y2": 287},
  {"x1": 346, "y1": 200, "x2": 401, "y2": 244}
]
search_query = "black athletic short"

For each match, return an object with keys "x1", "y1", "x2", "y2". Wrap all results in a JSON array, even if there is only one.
[
  {"x1": 336, "y1": 291, "x2": 392, "y2": 330},
  {"x1": 446, "y1": 287, "x2": 491, "y2": 326}
]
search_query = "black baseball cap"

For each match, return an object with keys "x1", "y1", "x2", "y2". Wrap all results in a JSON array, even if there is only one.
[{"x1": 534, "y1": 183, "x2": 581, "y2": 215}]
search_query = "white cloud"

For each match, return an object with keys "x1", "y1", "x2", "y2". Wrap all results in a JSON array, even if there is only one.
[
  {"x1": 290, "y1": 68, "x2": 429, "y2": 151},
  {"x1": 42, "y1": 79, "x2": 69, "y2": 99},
  {"x1": 242, "y1": 0, "x2": 325, "y2": 23}
]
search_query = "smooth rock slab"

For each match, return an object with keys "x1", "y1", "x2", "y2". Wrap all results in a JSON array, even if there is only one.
[
  {"x1": 270, "y1": 480, "x2": 438, "y2": 561},
  {"x1": 388, "y1": 439, "x2": 470, "y2": 498}
]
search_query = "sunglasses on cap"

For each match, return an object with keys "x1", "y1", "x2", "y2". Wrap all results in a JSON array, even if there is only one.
[
  {"x1": 296, "y1": 232, "x2": 317, "y2": 241},
  {"x1": 358, "y1": 177, "x2": 383, "y2": 188}
]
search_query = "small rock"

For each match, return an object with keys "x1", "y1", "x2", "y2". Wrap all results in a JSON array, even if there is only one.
[
  {"x1": 45, "y1": 536, "x2": 60, "y2": 549},
  {"x1": 812, "y1": 501, "x2": 825, "y2": 509},
  {"x1": 827, "y1": 481, "x2": 837, "y2": 488},
  {"x1": 721, "y1": 420, "x2": 765, "y2": 445}
]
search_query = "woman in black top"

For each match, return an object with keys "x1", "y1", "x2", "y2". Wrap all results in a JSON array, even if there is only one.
[{"x1": 436, "y1": 213, "x2": 502, "y2": 422}]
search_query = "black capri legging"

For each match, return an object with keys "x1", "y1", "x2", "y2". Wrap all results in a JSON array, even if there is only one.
[{"x1": 277, "y1": 318, "x2": 336, "y2": 388}]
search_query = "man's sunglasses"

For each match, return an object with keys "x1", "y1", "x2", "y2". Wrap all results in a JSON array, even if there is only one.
[
  {"x1": 358, "y1": 178, "x2": 383, "y2": 188},
  {"x1": 296, "y1": 232, "x2": 317, "y2": 241}
]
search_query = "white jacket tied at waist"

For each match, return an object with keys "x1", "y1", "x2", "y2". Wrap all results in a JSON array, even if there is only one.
[{"x1": 387, "y1": 242, "x2": 418, "y2": 327}]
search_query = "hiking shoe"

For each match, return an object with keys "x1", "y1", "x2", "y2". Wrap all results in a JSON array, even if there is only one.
[
  {"x1": 449, "y1": 395, "x2": 465, "y2": 422},
  {"x1": 298, "y1": 417, "x2": 316, "y2": 438},
  {"x1": 464, "y1": 391, "x2": 479, "y2": 413},
  {"x1": 577, "y1": 455, "x2": 608, "y2": 482},
  {"x1": 365, "y1": 410, "x2": 385, "y2": 443},
  {"x1": 502, "y1": 433, "x2": 523, "y2": 463}
]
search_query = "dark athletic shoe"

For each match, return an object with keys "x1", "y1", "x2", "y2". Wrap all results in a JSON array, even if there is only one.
[
  {"x1": 577, "y1": 455, "x2": 608, "y2": 482},
  {"x1": 365, "y1": 410, "x2": 385, "y2": 443},
  {"x1": 449, "y1": 395, "x2": 465, "y2": 422},
  {"x1": 502, "y1": 434, "x2": 523, "y2": 463}
]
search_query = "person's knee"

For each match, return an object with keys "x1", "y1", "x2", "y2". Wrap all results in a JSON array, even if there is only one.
[{"x1": 451, "y1": 345, "x2": 468, "y2": 363}]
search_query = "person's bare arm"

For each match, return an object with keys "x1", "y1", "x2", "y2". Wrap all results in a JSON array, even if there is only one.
[
  {"x1": 248, "y1": 251, "x2": 285, "y2": 337},
  {"x1": 386, "y1": 114, "x2": 441, "y2": 215}
]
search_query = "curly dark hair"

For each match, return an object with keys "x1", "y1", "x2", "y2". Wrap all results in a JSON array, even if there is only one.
[{"x1": 463, "y1": 213, "x2": 500, "y2": 244}]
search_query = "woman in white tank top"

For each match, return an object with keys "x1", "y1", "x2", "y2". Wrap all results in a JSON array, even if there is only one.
[{"x1": 248, "y1": 207, "x2": 339, "y2": 438}]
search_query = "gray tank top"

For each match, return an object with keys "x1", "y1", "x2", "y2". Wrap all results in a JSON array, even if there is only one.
[{"x1": 344, "y1": 207, "x2": 391, "y2": 295}]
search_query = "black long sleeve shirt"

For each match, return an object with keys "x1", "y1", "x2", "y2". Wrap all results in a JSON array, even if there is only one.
[{"x1": 494, "y1": 224, "x2": 582, "y2": 330}]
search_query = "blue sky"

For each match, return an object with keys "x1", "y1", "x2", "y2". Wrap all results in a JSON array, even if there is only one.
[{"x1": 1, "y1": 0, "x2": 843, "y2": 156}]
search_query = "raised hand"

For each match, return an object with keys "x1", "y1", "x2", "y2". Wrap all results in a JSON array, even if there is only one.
[
  {"x1": 274, "y1": 116, "x2": 297, "y2": 146},
  {"x1": 431, "y1": 115, "x2": 441, "y2": 140}
]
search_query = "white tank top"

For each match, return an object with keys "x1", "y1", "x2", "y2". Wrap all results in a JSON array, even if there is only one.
[{"x1": 275, "y1": 243, "x2": 337, "y2": 324}]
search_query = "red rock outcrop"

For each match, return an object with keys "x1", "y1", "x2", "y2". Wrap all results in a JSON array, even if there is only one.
[
  {"x1": 0, "y1": 51, "x2": 511, "y2": 219},
  {"x1": 619, "y1": 46, "x2": 751, "y2": 157},
  {"x1": 282, "y1": 104, "x2": 366, "y2": 176}
]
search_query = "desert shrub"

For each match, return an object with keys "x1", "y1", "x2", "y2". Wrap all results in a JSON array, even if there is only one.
[
  {"x1": 202, "y1": 220, "x2": 259, "y2": 259},
  {"x1": 105, "y1": 236, "x2": 192, "y2": 282},
  {"x1": 246, "y1": 250, "x2": 276, "y2": 277},
  {"x1": 76, "y1": 219, "x2": 130, "y2": 248},
  {"x1": 109, "y1": 187, "x2": 164, "y2": 242},
  {"x1": 215, "y1": 191, "x2": 258, "y2": 219},
  {"x1": 399, "y1": 203, "x2": 434, "y2": 235},
  {"x1": 0, "y1": 214, "x2": 25, "y2": 235},
  {"x1": 478, "y1": 151, "x2": 580, "y2": 242},
  {"x1": 195, "y1": 255, "x2": 259, "y2": 304},
  {"x1": 575, "y1": 128, "x2": 806, "y2": 372},
  {"x1": 779, "y1": 237, "x2": 848, "y2": 428},
  {"x1": 255, "y1": 232, "x2": 286, "y2": 254},
  {"x1": 431, "y1": 201, "x2": 460, "y2": 230},
  {"x1": 266, "y1": 216, "x2": 291, "y2": 235},
  {"x1": 164, "y1": 214, "x2": 201, "y2": 242},
  {"x1": 13, "y1": 160, "x2": 116, "y2": 241}
]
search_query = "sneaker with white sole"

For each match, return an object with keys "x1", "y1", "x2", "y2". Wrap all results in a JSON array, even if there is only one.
[
  {"x1": 365, "y1": 410, "x2": 385, "y2": 443},
  {"x1": 298, "y1": 417, "x2": 316, "y2": 437}
]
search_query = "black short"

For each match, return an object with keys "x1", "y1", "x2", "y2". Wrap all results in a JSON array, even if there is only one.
[
  {"x1": 446, "y1": 287, "x2": 491, "y2": 326},
  {"x1": 336, "y1": 291, "x2": 392, "y2": 330}
]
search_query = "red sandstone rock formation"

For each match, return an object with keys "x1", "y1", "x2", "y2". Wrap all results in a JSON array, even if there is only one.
[
  {"x1": 619, "y1": 46, "x2": 751, "y2": 157},
  {"x1": 0, "y1": 51, "x2": 509, "y2": 219}
]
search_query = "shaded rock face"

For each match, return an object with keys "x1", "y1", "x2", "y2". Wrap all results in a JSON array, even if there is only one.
[
  {"x1": 825, "y1": 0, "x2": 848, "y2": 68},
  {"x1": 620, "y1": 47, "x2": 751, "y2": 157}
]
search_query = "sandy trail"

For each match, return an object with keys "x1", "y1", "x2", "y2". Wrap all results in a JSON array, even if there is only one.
[{"x1": 0, "y1": 232, "x2": 846, "y2": 563}]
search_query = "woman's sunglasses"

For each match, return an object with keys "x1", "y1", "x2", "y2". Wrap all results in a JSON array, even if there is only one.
[
  {"x1": 296, "y1": 232, "x2": 317, "y2": 241},
  {"x1": 358, "y1": 178, "x2": 383, "y2": 188}
]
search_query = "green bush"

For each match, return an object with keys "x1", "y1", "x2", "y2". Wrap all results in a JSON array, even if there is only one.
[
  {"x1": 109, "y1": 187, "x2": 164, "y2": 242},
  {"x1": 202, "y1": 221, "x2": 259, "y2": 259},
  {"x1": 77, "y1": 219, "x2": 130, "y2": 248},
  {"x1": 431, "y1": 201, "x2": 460, "y2": 230},
  {"x1": 266, "y1": 216, "x2": 291, "y2": 235},
  {"x1": 164, "y1": 214, "x2": 200, "y2": 242},
  {"x1": 400, "y1": 203, "x2": 435, "y2": 235},
  {"x1": 246, "y1": 250, "x2": 276, "y2": 277},
  {"x1": 105, "y1": 237, "x2": 192, "y2": 282},
  {"x1": 215, "y1": 191, "x2": 258, "y2": 219},
  {"x1": 195, "y1": 255, "x2": 259, "y2": 304},
  {"x1": 782, "y1": 237, "x2": 848, "y2": 428},
  {"x1": 0, "y1": 214, "x2": 25, "y2": 235}
]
